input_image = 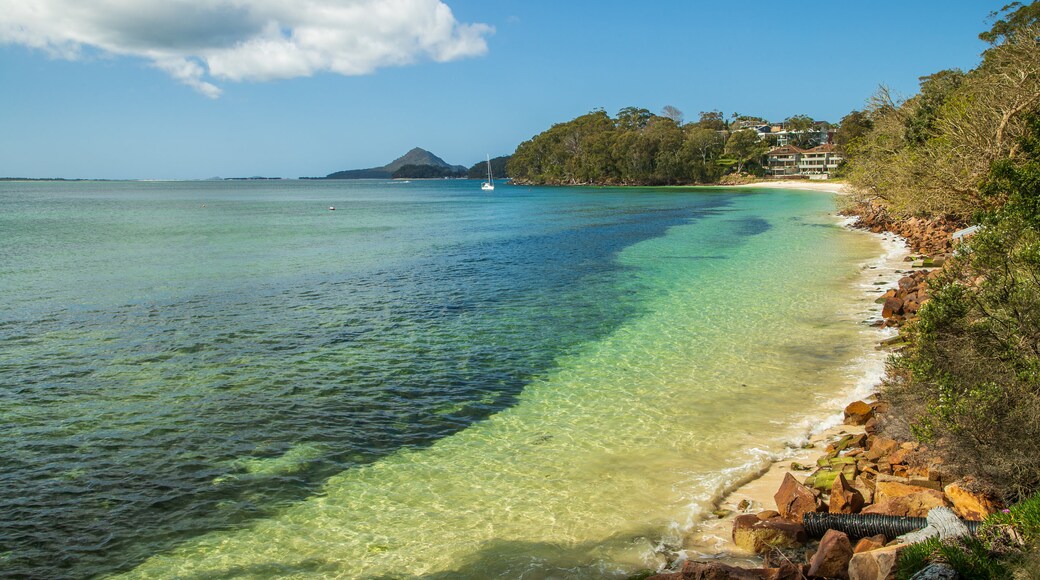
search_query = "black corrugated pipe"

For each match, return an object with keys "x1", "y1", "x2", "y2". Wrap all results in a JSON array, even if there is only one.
[{"x1": 803, "y1": 512, "x2": 982, "y2": 540}]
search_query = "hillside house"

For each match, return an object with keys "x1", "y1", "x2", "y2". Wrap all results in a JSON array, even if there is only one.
[{"x1": 765, "y1": 144, "x2": 843, "y2": 177}]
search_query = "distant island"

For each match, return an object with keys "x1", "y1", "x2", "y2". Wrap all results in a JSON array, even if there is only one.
[{"x1": 306, "y1": 147, "x2": 511, "y2": 180}]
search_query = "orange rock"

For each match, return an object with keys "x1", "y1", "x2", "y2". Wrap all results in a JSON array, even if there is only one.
[
  {"x1": 865, "y1": 437, "x2": 899, "y2": 461},
  {"x1": 843, "y1": 401, "x2": 874, "y2": 426},
  {"x1": 881, "y1": 297, "x2": 903, "y2": 318},
  {"x1": 875, "y1": 481, "x2": 944, "y2": 504},
  {"x1": 886, "y1": 448, "x2": 911, "y2": 466},
  {"x1": 808, "y1": 529, "x2": 852, "y2": 579},
  {"x1": 732, "y1": 514, "x2": 808, "y2": 554},
  {"x1": 848, "y1": 544, "x2": 904, "y2": 580},
  {"x1": 853, "y1": 534, "x2": 887, "y2": 554},
  {"x1": 830, "y1": 473, "x2": 865, "y2": 514},
  {"x1": 861, "y1": 491, "x2": 947, "y2": 518},
  {"x1": 774, "y1": 473, "x2": 822, "y2": 521},
  {"x1": 944, "y1": 482, "x2": 1002, "y2": 521}
]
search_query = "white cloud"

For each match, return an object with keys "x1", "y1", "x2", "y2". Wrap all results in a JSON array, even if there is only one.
[{"x1": 0, "y1": 0, "x2": 493, "y2": 97}]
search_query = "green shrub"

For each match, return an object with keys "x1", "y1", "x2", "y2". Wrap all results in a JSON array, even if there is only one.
[{"x1": 886, "y1": 114, "x2": 1040, "y2": 502}]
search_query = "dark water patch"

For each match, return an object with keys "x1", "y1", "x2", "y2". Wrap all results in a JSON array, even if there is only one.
[
  {"x1": 725, "y1": 217, "x2": 771, "y2": 237},
  {"x1": 0, "y1": 186, "x2": 737, "y2": 578}
]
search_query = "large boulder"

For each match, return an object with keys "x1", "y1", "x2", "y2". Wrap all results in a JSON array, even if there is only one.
[
  {"x1": 807, "y1": 529, "x2": 853, "y2": 579},
  {"x1": 774, "y1": 473, "x2": 822, "y2": 521},
  {"x1": 843, "y1": 401, "x2": 874, "y2": 426},
  {"x1": 875, "y1": 481, "x2": 946, "y2": 505},
  {"x1": 732, "y1": 514, "x2": 808, "y2": 554},
  {"x1": 861, "y1": 491, "x2": 947, "y2": 518},
  {"x1": 864, "y1": 437, "x2": 899, "y2": 461},
  {"x1": 830, "y1": 473, "x2": 865, "y2": 514},
  {"x1": 848, "y1": 544, "x2": 904, "y2": 580},
  {"x1": 944, "y1": 481, "x2": 1001, "y2": 520},
  {"x1": 881, "y1": 297, "x2": 903, "y2": 318}
]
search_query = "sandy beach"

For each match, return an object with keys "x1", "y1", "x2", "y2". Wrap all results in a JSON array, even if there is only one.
[{"x1": 726, "y1": 180, "x2": 851, "y2": 194}]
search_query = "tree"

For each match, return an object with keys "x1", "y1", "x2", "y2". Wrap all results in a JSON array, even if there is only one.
[
  {"x1": 979, "y1": 1, "x2": 1040, "y2": 44},
  {"x1": 661, "y1": 105, "x2": 684, "y2": 126},
  {"x1": 833, "y1": 110, "x2": 873, "y2": 154},
  {"x1": 784, "y1": 114, "x2": 814, "y2": 132},
  {"x1": 888, "y1": 115, "x2": 1040, "y2": 501},
  {"x1": 697, "y1": 110, "x2": 727, "y2": 130},
  {"x1": 724, "y1": 129, "x2": 768, "y2": 173},
  {"x1": 616, "y1": 106, "x2": 652, "y2": 130},
  {"x1": 683, "y1": 127, "x2": 726, "y2": 182}
]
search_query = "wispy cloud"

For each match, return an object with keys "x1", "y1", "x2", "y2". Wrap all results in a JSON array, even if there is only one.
[{"x1": 0, "y1": 0, "x2": 493, "y2": 98}]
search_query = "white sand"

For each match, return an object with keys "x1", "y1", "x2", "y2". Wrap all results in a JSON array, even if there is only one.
[{"x1": 725, "y1": 180, "x2": 851, "y2": 194}]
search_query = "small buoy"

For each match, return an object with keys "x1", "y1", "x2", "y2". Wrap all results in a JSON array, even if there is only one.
[{"x1": 329, "y1": 206, "x2": 336, "y2": 211}]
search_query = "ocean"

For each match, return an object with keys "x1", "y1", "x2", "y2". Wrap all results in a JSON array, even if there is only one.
[{"x1": 0, "y1": 179, "x2": 889, "y2": 578}]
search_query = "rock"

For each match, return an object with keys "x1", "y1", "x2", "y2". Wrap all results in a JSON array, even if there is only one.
[
  {"x1": 875, "y1": 481, "x2": 945, "y2": 504},
  {"x1": 807, "y1": 529, "x2": 853, "y2": 579},
  {"x1": 853, "y1": 534, "x2": 887, "y2": 554},
  {"x1": 848, "y1": 544, "x2": 904, "y2": 580},
  {"x1": 853, "y1": 477, "x2": 875, "y2": 504},
  {"x1": 732, "y1": 514, "x2": 808, "y2": 554},
  {"x1": 886, "y1": 448, "x2": 911, "y2": 465},
  {"x1": 865, "y1": 437, "x2": 899, "y2": 461},
  {"x1": 831, "y1": 473, "x2": 865, "y2": 514},
  {"x1": 864, "y1": 417, "x2": 878, "y2": 435},
  {"x1": 908, "y1": 563, "x2": 958, "y2": 580},
  {"x1": 790, "y1": 462, "x2": 812, "y2": 471},
  {"x1": 844, "y1": 401, "x2": 874, "y2": 426},
  {"x1": 774, "y1": 473, "x2": 822, "y2": 521},
  {"x1": 944, "y1": 481, "x2": 1001, "y2": 521},
  {"x1": 881, "y1": 297, "x2": 903, "y2": 318},
  {"x1": 757, "y1": 510, "x2": 781, "y2": 520},
  {"x1": 810, "y1": 465, "x2": 857, "y2": 492},
  {"x1": 712, "y1": 509, "x2": 733, "y2": 519},
  {"x1": 737, "y1": 499, "x2": 752, "y2": 511},
  {"x1": 862, "y1": 490, "x2": 947, "y2": 518}
]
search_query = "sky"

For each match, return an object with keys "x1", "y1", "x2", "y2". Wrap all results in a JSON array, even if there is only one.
[{"x1": 0, "y1": 0, "x2": 999, "y2": 179}]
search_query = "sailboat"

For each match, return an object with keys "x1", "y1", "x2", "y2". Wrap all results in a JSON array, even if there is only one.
[{"x1": 481, "y1": 154, "x2": 495, "y2": 191}]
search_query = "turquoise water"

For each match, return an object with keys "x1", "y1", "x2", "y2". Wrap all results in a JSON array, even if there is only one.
[{"x1": 0, "y1": 180, "x2": 883, "y2": 578}]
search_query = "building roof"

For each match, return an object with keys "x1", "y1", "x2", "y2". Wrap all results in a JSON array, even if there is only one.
[
  {"x1": 766, "y1": 145, "x2": 806, "y2": 156},
  {"x1": 803, "y1": 144, "x2": 837, "y2": 153}
]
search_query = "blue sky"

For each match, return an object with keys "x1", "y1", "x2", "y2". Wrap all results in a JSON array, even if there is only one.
[{"x1": 0, "y1": 1, "x2": 996, "y2": 179}]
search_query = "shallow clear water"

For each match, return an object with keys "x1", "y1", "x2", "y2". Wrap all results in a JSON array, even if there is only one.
[{"x1": 0, "y1": 180, "x2": 884, "y2": 578}]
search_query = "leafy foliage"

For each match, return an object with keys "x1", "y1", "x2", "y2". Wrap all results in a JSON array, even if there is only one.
[
  {"x1": 507, "y1": 107, "x2": 739, "y2": 185},
  {"x1": 887, "y1": 114, "x2": 1040, "y2": 502},
  {"x1": 844, "y1": 4, "x2": 1040, "y2": 220},
  {"x1": 465, "y1": 155, "x2": 511, "y2": 179}
]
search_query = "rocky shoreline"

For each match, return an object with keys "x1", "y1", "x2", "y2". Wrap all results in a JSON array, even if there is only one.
[{"x1": 643, "y1": 195, "x2": 986, "y2": 579}]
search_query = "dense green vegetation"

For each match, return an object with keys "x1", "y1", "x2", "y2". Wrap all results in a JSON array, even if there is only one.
[
  {"x1": 845, "y1": 0, "x2": 1040, "y2": 503},
  {"x1": 506, "y1": 108, "x2": 830, "y2": 185},
  {"x1": 844, "y1": 3, "x2": 1040, "y2": 221},
  {"x1": 466, "y1": 155, "x2": 511, "y2": 179},
  {"x1": 836, "y1": 6, "x2": 1040, "y2": 574}
]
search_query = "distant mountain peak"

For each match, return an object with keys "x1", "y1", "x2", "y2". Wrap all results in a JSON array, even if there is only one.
[
  {"x1": 322, "y1": 147, "x2": 463, "y2": 179},
  {"x1": 384, "y1": 148, "x2": 453, "y2": 172}
]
